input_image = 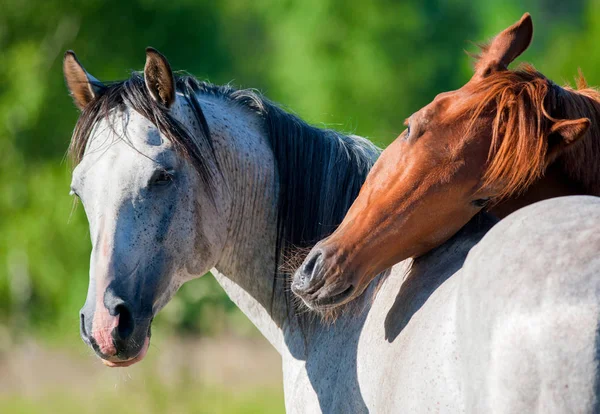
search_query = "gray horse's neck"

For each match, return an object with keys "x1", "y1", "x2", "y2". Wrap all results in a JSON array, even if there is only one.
[
  {"x1": 192, "y1": 95, "x2": 286, "y2": 351},
  {"x1": 197, "y1": 93, "x2": 377, "y2": 355}
]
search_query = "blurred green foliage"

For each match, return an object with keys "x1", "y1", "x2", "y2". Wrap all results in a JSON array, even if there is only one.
[{"x1": 1, "y1": 0, "x2": 599, "y2": 340}]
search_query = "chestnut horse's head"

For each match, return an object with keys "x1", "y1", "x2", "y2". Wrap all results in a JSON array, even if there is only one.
[{"x1": 293, "y1": 13, "x2": 598, "y2": 311}]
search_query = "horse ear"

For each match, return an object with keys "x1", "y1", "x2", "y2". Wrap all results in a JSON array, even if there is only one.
[
  {"x1": 63, "y1": 51, "x2": 105, "y2": 110},
  {"x1": 475, "y1": 13, "x2": 533, "y2": 78},
  {"x1": 144, "y1": 47, "x2": 175, "y2": 107},
  {"x1": 547, "y1": 118, "x2": 590, "y2": 159}
]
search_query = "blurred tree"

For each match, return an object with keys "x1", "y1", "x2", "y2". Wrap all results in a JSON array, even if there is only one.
[{"x1": 0, "y1": 0, "x2": 598, "y2": 340}]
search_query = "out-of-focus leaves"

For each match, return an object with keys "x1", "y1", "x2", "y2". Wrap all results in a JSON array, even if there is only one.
[{"x1": 0, "y1": 0, "x2": 598, "y2": 339}]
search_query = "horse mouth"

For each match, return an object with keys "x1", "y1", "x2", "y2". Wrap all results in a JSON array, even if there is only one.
[
  {"x1": 99, "y1": 321, "x2": 153, "y2": 368},
  {"x1": 101, "y1": 336, "x2": 151, "y2": 368},
  {"x1": 310, "y1": 285, "x2": 355, "y2": 310}
]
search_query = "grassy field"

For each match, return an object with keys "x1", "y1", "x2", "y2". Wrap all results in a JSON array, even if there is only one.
[
  {"x1": 1, "y1": 386, "x2": 283, "y2": 414},
  {"x1": 0, "y1": 335, "x2": 284, "y2": 414}
]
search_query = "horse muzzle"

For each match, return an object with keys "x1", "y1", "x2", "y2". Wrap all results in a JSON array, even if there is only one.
[
  {"x1": 80, "y1": 292, "x2": 153, "y2": 367},
  {"x1": 292, "y1": 246, "x2": 358, "y2": 311}
]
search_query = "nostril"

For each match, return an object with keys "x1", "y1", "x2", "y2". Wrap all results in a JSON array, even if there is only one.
[
  {"x1": 80, "y1": 312, "x2": 90, "y2": 343},
  {"x1": 302, "y1": 250, "x2": 322, "y2": 279},
  {"x1": 115, "y1": 304, "x2": 135, "y2": 340}
]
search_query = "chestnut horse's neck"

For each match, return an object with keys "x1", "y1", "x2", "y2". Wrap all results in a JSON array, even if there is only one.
[
  {"x1": 490, "y1": 163, "x2": 586, "y2": 218},
  {"x1": 550, "y1": 80, "x2": 600, "y2": 195},
  {"x1": 483, "y1": 70, "x2": 600, "y2": 217}
]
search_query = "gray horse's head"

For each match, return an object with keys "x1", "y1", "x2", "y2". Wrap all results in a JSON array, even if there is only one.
[{"x1": 64, "y1": 49, "x2": 229, "y2": 366}]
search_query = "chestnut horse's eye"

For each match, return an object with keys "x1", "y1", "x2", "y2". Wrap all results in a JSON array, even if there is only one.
[
  {"x1": 403, "y1": 116, "x2": 413, "y2": 140},
  {"x1": 151, "y1": 169, "x2": 174, "y2": 187},
  {"x1": 472, "y1": 198, "x2": 491, "y2": 208}
]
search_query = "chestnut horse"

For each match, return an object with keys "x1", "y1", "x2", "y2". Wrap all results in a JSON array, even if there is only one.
[{"x1": 292, "y1": 13, "x2": 600, "y2": 310}]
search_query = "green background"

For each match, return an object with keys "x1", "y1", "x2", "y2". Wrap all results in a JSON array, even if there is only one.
[{"x1": 1, "y1": 0, "x2": 599, "y2": 412}]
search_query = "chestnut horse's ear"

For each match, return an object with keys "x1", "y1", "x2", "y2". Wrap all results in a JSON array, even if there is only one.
[
  {"x1": 144, "y1": 47, "x2": 175, "y2": 107},
  {"x1": 63, "y1": 51, "x2": 105, "y2": 110},
  {"x1": 547, "y1": 118, "x2": 590, "y2": 160},
  {"x1": 475, "y1": 13, "x2": 533, "y2": 78}
]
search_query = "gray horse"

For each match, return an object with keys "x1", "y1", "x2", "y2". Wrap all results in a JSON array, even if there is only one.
[
  {"x1": 457, "y1": 196, "x2": 600, "y2": 413},
  {"x1": 64, "y1": 48, "x2": 600, "y2": 412}
]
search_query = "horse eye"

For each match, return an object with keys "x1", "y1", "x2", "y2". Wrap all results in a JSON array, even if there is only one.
[
  {"x1": 152, "y1": 170, "x2": 174, "y2": 186},
  {"x1": 472, "y1": 197, "x2": 491, "y2": 208},
  {"x1": 405, "y1": 125, "x2": 411, "y2": 139}
]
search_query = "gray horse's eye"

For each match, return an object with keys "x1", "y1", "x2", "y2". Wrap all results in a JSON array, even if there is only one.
[{"x1": 151, "y1": 169, "x2": 174, "y2": 187}]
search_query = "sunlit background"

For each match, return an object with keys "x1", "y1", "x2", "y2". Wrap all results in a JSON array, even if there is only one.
[{"x1": 1, "y1": 0, "x2": 599, "y2": 412}]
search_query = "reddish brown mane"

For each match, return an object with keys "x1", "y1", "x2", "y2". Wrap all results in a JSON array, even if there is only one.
[{"x1": 463, "y1": 64, "x2": 600, "y2": 201}]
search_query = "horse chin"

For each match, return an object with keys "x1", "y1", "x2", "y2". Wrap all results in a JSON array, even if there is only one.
[
  {"x1": 303, "y1": 284, "x2": 357, "y2": 313},
  {"x1": 101, "y1": 336, "x2": 151, "y2": 368}
]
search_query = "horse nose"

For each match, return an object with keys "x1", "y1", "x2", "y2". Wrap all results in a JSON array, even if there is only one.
[
  {"x1": 102, "y1": 290, "x2": 136, "y2": 341},
  {"x1": 86, "y1": 296, "x2": 136, "y2": 357},
  {"x1": 292, "y1": 248, "x2": 324, "y2": 295},
  {"x1": 111, "y1": 302, "x2": 135, "y2": 341}
]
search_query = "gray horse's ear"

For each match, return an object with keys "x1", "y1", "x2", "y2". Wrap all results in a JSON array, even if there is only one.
[
  {"x1": 475, "y1": 13, "x2": 533, "y2": 78},
  {"x1": 144, "y1": 47, "x2": 175, "y2": 107},
  {"x1": 63, "y1": 51, "x2": 105, "y2": 110}
]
